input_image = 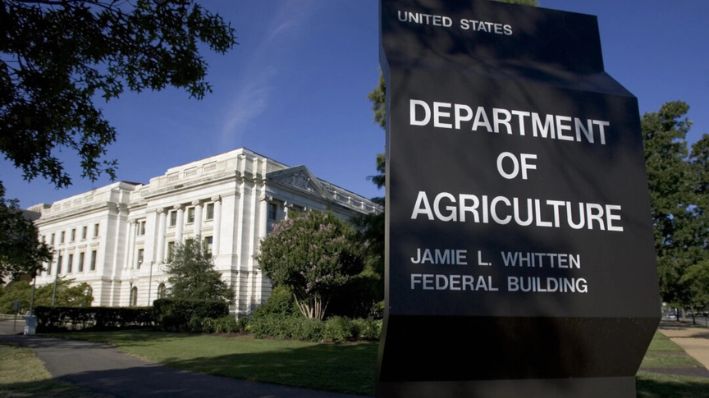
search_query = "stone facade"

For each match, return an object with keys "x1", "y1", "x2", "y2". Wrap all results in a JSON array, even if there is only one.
[{"x1": 30, "y1": 148, "x2": 380, "y2": 315}]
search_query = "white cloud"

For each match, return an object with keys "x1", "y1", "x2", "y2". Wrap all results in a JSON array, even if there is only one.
[{"x1": 219, "y1": 0, "x2": 319, "y2": 147}]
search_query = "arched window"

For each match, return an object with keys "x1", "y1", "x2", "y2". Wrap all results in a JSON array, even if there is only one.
[
  {"x1": 157, "y1": 283, "x2": 167, "y2": 299},
  {"x1": 130, "y1": 286, "x2": 138, "y2": 307}
]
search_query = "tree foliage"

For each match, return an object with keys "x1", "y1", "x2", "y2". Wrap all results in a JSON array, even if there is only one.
[
  {"x1": 0, "y1": 183, "x2": 52, "y2": 280},
  {"x1": 641, "y1": 101, "x2": 708, "y2": 308},
  {"x1": 165, "y1": 238, "x2": 233, "y2": 303},
  {"x1": 0, "y1": 277, "x2": 92, "y2": 313},
  {"x1": 0, "y1": 0, "x2": 235, "y2": 279},
  {"x1": 1, "y1": 0, "x2": 236, "y2": 188},
  {"x1": 257, "y1": 211, "x2": 364, "y2": 320}
]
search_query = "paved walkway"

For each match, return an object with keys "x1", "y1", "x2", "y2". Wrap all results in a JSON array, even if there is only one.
[
  {"x1": 659, "y1": 323, "x2": 709, "y2": 369},
  {"x1": 0, "y1": 331, "x2": 370, "y2": 398}
]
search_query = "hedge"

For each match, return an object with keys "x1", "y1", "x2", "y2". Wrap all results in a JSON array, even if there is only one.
[
  {"x1": 152, "y1": 299, "x2": 229, "y2": 332},
  {"x1": 247, "y1": 314, "x2": 382, "y2": 342},
  {"x1": 35, "y1": 306, "x2": 154, "y2": 332}
]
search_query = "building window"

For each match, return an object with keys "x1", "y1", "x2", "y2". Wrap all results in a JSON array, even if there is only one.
[
  {"x1": 67, "y1": 254, "x2": 73, "y2": 273},
  {"x1": 57, "y1": 255, "x2": 63, "y2": 274},
  {"x1": 169, "y1": 210, "x2": 177, "y2": 227},
  {"x1": 60, "y1": 231, "x2": 65, "y2": 244},
  {"x1": 71, "y1": 228, "x2": 76, "y2": 242},
  {"x1": 90, "y1": 250, "x2": 97, "y2": 271},
  {"x1": 137, "y1": 220, "x2": 146, "y2": 236},
  {"x1": 137, "y1": 248, "x2": 144, "y2": 269},
  {"x1": 203, "y1": 236, "x2": 213, "y2": 255},
  {"x1": 205, "y1": 203, "x2": 214, "y2": 220},
  {"x1": 167, "y1": 241, "x2": 175, "y2": 262},
  {"x1": 186, "y1": 207, "x2": 195, "y2": 224},
  {"x1": 268, "y1": 202, "x2": 278, "y2": 221},
  {"x1": 267, "y1": 202, "x2": 283, "y2": 233},
  {"x1": 78, "y1": 252, "x2": 85, "y2": 272},
  {"x1": 82, "y1": 226, "x2": 87, "y2": 240},
  {"x1": 94, "y1": 223, "x2": 100, "y2": 238},
  {"x1": 51, "y1": 233, "x2": 55, "y2": 245},
  {"x1": 130, "y1": 287, "x2": 138, "y2": 307},
  {"x1": 157, "y1": 283, "x2": 167, "y2": 299}
]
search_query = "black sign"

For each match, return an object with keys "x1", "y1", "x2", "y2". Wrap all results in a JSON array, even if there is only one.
[{"x1": 378, "y1": 1, "x2": 660, "y2": 397}]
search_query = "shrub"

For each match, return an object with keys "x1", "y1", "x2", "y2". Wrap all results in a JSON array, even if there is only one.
[
  {"x1": 252, "y1": 285, "x2": 296, "y2": 318},
  {"x1": 35, "y1": 306, "x2": 153, "y2": 332},
  {"x1": 204, "y1": 315, "x2": 245, "y2": 334},
  {"x1": 323, "y1": 316, "x2": 354, "y2": 343},
  {"x1": 247, "y1": 314, "x2": 324, "y2": 341},
  {"x1": 351, "y1": 318, "x2": 382, "y2": 341},
  {"x1": 246, "y1": 314, "x2": 381, "y2": 342},
  {"x1": 153, "y1": 299, "x2": 229, "y2": 332}
]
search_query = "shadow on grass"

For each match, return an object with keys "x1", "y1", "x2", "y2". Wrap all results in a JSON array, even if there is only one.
[
  {"x1": 0, "y1": 379, "x2": 114, "y2": 398},
  {"x1": 45, "y1": 329, "x2": 193, "y2": 347},
  {"x1": 637, "y1": 375, "x2": 709, "y2": 398},
  {"x1": 160, "y1": 342, "x2": 378, "y2": 396}
]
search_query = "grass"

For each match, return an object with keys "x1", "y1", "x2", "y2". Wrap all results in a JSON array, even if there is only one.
[
  {"x1": 58, "y1": 330, "x2": 378, "y2": 395},
  {"x1": 0, "y1": 343, "x2": 110, "y2": 398},
  {"x1": 43, "y1": 330, "x2": 709, "y2": 397},
  {"x1": 636, "y1": 332, "x2": 709, "y2": 398}
]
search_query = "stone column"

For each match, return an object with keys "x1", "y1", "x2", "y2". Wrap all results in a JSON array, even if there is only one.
[
  {"x1": 212, "y1": 196, "x2": 222, "y2": 256},
  {"x1": 175, "y1": 205, "x2": 184, "y2": 243},
  {"x1": 193, "y1": 200, "x2": 202, "y2": 236},
  {"x1": 155, "y1": 209, "x2": 166, "y2": 264},
  {"x1": 126, "y1": 221, "x2": 135, "y2": 270}
]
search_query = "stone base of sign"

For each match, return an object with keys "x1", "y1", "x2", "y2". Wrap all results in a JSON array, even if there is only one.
[{"x1": 377, "y1": 376, "x2": 635, "y2": 398}]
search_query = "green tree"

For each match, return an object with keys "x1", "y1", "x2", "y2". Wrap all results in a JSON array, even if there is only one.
[
  {"x1": 0, "y1": 277, "x2": 93, "y2": 313},
  {"x1": 1, "y1": 0, "x2": 236, "y2": 188},
  {"x1": 257, "y1": 211, "x2": 364, "y2": 320},
  {"x1": 165, "y1": 238, "x2": 233, "y2": 303},
  {"x1": 680, "y1": 260, "x2": 709, "y2": 323},
  {"x1": 0, "y1": 0, "x2": 236, "y2": 278},
  {"x1": 641, "y1": 101, "x2": 708, "y2": 308},
  {"x1": 0, "y1": 184, "x2": 52, "y2": 280}
]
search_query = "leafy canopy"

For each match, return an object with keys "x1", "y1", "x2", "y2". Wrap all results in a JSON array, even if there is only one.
[
  {"x1": 641, "y1": 101, "x2": 708, "y2": 308},
  {"x1": 0, "y1": 0, "x2": 235, "y2": 280},
  {"x1": 0, "y1": 184, "x2": 52, "y2": 280},
  {"x1": 165, "y1": 238, "x2": 233, "y2": 303},
  {"x1": 0, "y1": 277, "x2": 93, "y2": 313},
  {"x1": 1, "y1": 0, "x2": 236, "y2": 188},
  {"x1": 257, "y1": 211, "x2": 364, "y2": 320}
]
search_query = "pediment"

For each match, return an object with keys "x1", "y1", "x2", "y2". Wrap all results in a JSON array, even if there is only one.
[{"x1": 267, "y1": 166, "x2": 325, "y2": 197}]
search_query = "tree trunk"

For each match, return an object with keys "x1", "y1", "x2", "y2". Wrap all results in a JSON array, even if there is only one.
[{"x1": 293, "y1": 294, "x2": 329, "y2": 320}]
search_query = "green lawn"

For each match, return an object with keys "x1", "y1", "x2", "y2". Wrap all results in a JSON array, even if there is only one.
[
  {"x1": 45, "y1": 330, "x2": 709, "y2": 397},
  {"x1": 0, "y1": 343, "x2": 110, "y2": 398},
  {"x1": 58, "y1": 331, "x2": 378, "y2": 395},
  {"x1": 636, "y1": 332, "x2": 709, "y2": 398}
]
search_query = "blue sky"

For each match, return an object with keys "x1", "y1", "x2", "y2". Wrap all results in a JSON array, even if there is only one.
[{"x1": 3, "y1": 0, "x2": 708, "y2": 208}]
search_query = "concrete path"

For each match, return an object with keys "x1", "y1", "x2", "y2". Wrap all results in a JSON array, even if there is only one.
[
  {"x1": 0, "y1": 334, "x2": 371, "y2": 398},
  {"x1": 660, "y1": 324, "x2": 709, "y2": 369}
]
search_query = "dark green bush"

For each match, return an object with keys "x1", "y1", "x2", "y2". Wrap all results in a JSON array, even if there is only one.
[
  {"x1": 247, "y1": 314, "x2": 324, "y2": 341},
  {"x1": 351, "y1": 318, "x2": 382, "y2": 341},
  {"x1": 246, "y1": 314, "x2": 381, "y2": 342},
  {"x1": 201, "y1": 315, "x2": 246, "y2": 334},
  {"x1": 323, "y1": 316, "x2": 354, "y2": 342},
  {"x1": 35, "y1": 306, "x2": 154, "y2": 332},
  {"x1": 153, "y1": 299, "x2": 229, "y2": 332},
  {"x1": 251, "y1": 286, "x2": 296, "y2": 318}
]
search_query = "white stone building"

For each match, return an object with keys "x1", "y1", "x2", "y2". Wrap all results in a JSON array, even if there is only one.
[{"x1": 29, "y1": 148, "x2": 380, "y2": 315}]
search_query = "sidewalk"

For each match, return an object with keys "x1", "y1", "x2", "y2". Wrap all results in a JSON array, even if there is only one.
[
  {"x1": 659, "y1": 322, "x2": 709, "y2": 369},
  {"x1": 0, "y1": 333, "x2": 371, "y2": 398}
]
